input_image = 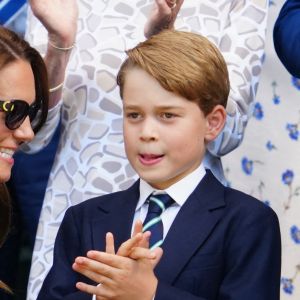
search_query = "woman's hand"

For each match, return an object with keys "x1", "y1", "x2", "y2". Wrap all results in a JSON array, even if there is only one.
[
  {"x1": 144, "y1": 0, "x2": 184, "y2": 38},
  {"x1": 29, "y1": 0, "x2": 78, "y2": 46}
]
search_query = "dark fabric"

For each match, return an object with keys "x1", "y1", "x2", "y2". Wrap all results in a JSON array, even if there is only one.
[
  {"x1": 0, "y1": 202, "x2": 21, "y2": 300},
  {"x1": 0, "y1": 122, "x2": 60, "y2": 299},
  {"x1": 7, "y1": 121, "x2": 60, "y2": 246},
  {"x1": 274, "y1": 0, "x2": 300, "y2": 78},
  {"x1": 38, "y1": 171, "x2": 281, "y2": 300}
]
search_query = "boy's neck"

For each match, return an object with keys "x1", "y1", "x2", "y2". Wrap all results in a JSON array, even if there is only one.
[{"x1": 139, "y1": 163, "x2": 206, "y2": 206}]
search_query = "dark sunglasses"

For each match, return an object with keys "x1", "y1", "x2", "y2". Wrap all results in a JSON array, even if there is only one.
[{"x1": 0, "y1": 99, "x2": 40, "y2": 130}]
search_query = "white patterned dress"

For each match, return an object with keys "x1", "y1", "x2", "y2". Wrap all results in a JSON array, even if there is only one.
[
  {"x1": 25, "y1": 1, "x2": 268, "y2": 298},
  {"x1": 223, "y1": 0, "x2": 300, "y2": 299}
]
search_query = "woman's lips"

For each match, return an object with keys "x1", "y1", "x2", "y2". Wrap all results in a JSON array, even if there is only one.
[
  {"x1": 138, "y1": 153, "x2": 164, "y2": 166},
  {"x1": 0, "y1": 148, "x2": 15, "y2": 165},
  {"x1": 0, "y1": 155, "x2": 14, "y2": 165}
]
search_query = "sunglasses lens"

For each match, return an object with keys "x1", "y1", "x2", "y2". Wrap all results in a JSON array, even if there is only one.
[
  {"x1": 28, "y1": 102, "x2": 40, "y2": 122},
  {"x1": 5, "y1": 100, "x2": 28, "y2": 130}
]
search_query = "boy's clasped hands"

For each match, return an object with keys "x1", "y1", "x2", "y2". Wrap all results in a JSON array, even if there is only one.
[{"x1": 72, "y1": 220, "x2": 162, "y2": 300}]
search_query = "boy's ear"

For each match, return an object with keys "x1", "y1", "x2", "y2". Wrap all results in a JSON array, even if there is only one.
[{"x1": 204, "y1": 105, "x2": 226, "y2": 142}]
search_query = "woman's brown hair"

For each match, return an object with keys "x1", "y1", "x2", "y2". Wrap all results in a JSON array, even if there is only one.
[
  {"x1": 0, "y1": 26, "x2": 49, "y2": 242},
  {"x1": 0, "y1": 26, "x2": 49, "y2": 133},
  {"x1": 0, "y1": 184, "x2": 12, "y2": 294},
  {"x1": 0, "y1": 26, "x2": 49, "y2": 294},
  {"x1": 0, "y1": 184, "x2": 10, "y2": 247}
]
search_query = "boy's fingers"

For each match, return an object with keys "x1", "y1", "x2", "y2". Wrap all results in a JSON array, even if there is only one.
[
  {"x1": 152, "y1": 247, "x2": 163, "y2": 267},
  {"x1": 87, "y1": 250, "x2": 129, "y2": 269},
  {"x1": 73, "y1": 264, "x2": 110, "y2": 286},
  {"x1": 76, "y1": 282, "x2": 98, "y2": 296},
  {"x1": 138, "y1": 231, "x2": 151, "y2": 248},
  {"x1": 105, "y1": 232, "x2": 115, "y2": 254},
  {"x1": 132, "y1": 219, "x2": 143, "y2": 237},
  {"x1": 128, "y1": 246, "x2": 163, "y2": 266},
  {"x1": 76, "y1": 281, "x2": 110, "y2": 299},
  {"x1": 133, "y1": 220, "x2": 150, "y2": 248},
  {"x1": 74, "y1": 255, "x2": 117, "y2": 278},
  {"x1": 129, "y1": 247, "x2": 157, "y2": 260},
  {"x1": 116, "y1": 232, "x2": 143, "y2": 256}
]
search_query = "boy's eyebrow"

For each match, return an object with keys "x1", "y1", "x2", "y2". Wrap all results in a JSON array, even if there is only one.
[
  {"x1": 123, "y1": 104, "x2": 140, "y2": 110},
  {"x1": 123, "y1": 104, "x2": 184, "y2": 110}
]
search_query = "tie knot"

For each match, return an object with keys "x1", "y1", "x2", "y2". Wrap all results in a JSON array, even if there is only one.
[{"x1": 147, "y1": 193, "x2": 174, "y2": 214}]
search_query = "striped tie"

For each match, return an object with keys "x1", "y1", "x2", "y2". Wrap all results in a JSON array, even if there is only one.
[{"x1": 143, "y1": 193, "x2": 174, "y2": 250}]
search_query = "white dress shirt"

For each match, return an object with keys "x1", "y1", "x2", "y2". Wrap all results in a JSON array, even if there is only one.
[{"x1": 133, "y1": 163, "x2": 206, "y2": 238}]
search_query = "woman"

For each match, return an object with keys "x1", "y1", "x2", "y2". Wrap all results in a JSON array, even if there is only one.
[{"x1": 0, "y1": 26, "x2": 48, "y2": 295}]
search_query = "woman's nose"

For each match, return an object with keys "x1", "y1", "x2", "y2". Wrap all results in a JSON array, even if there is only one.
[{"x1": 13, "y1": 116, "x2": 34, "y2": 143}]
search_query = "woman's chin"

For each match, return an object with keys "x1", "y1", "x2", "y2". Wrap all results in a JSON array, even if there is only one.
[{"x1": 0, "y1": 172, "x2": 11, "y2": 184}]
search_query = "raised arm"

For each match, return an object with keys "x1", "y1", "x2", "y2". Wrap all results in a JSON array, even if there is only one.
[
  {"x1": 207, "y1": 0, "x2": 268, "y2": 157},
  {"x1": 29, "y1": 0, "x2": 78, "y2": 108},
  {"x1": 22, "y1": 0, "x2": 78, "y2": 153}
]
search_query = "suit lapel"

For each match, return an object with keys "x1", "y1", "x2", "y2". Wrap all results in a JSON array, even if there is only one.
[
  {"x1": 155, "y1": 171, "x2": 226, "y2": 283},
  {"x1": 91, "y1": 180, "x2": 140, "y2": 251}
]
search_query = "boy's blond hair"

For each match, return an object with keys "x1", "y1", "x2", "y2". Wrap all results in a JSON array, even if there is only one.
[{"x1": 117, "y1": 30, "x2": 230, "y2": 115}]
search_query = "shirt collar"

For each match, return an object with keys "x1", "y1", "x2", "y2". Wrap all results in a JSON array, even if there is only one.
[{"x1": 137, "y1": 163, "x2": 206, "y2": 211}]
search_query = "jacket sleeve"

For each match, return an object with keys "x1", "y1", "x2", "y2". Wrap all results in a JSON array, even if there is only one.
[{"x1": 273, "y1": 0, "x2": 300, "y2": 78}]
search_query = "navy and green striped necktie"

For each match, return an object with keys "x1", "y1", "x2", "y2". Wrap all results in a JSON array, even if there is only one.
[{"x1": 143, "y1": 193, "x2": 174, "y2": 250}]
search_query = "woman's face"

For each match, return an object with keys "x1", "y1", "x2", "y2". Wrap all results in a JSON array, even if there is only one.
[{"x1": 0, "y1": 59, "x2": 35, "y2": 183}]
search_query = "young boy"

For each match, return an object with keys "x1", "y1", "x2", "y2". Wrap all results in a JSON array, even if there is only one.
[{"x1": 37, "y1": 30, "x2": 281, "y2": 300}]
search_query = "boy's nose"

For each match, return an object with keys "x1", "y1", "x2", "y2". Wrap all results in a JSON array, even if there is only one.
[
  {"x1": 139, "y1": 119, "x2": 158, "y2": 141},
  {"x1": 13, "y1": 116, "x2": 35, "y2": 143}
]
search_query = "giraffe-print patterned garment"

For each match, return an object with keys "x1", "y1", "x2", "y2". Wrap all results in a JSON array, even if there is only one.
[{"x1": 25, "y1": 1, "x2": 268, "y2": 298}]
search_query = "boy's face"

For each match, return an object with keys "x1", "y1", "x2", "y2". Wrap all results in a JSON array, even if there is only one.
[{"x1": 122, "y1": 67, "x2": 214, "y2": 190}]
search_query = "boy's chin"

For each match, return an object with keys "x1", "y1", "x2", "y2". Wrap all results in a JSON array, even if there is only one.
[{"x1": 139, "y1": 174, "x2": 176, "y2": 190}]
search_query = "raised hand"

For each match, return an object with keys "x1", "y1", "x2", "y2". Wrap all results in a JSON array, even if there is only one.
[
  {"x1": 28, "y1": 0, "x2": 79, "y2": 108},
  {"x1": 29, "y1": 0, "x2": 78, "y2": 46},
  {"x1": 144, "y1": 0, "x2": 184, "y2": 38}
]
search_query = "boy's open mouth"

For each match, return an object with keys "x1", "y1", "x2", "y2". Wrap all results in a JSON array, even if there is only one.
[
  {"x1": 138, "y1": 153, "x2": 165, "y2": 165},
  {"x1": 140, "y1": 153, "x2": 164, "y2": 160}
]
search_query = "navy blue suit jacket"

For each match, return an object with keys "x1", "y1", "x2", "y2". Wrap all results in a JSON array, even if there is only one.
[
  {"x1": 274, "y1": 0, "x2": 300, "y2": 77},
  {"x1": 37, "y1": 171, "x2": 281, "y2": 300}
]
